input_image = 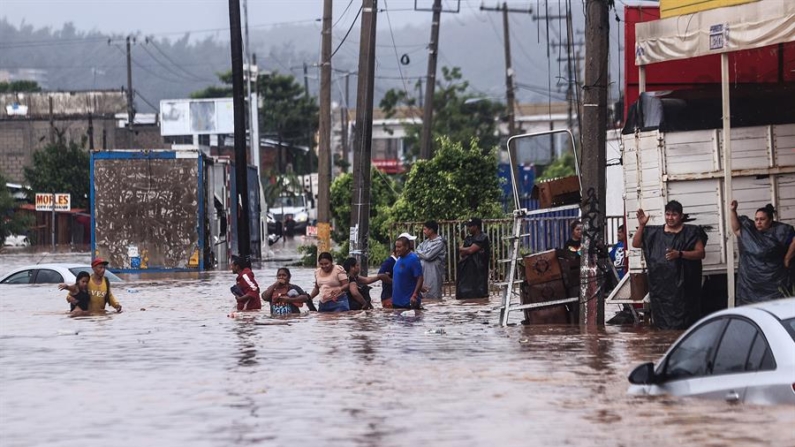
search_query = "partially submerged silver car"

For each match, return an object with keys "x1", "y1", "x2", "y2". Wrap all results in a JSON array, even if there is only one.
[{"x1": 628, "y1": 297, "x2": 795, "y2": 405}]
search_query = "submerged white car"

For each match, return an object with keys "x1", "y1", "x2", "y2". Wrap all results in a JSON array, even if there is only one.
[
  {"x1": 628, "y1": 297, "x2": 795, "y2": 405},
  {"x1": 3, "y1": 234, "x2": 30, "y2": 247},
  {"x1": 0, "y1": 264, "x2": 123, "y2": 285}
]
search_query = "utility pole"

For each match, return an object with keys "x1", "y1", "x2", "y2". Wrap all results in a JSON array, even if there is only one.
[
  {"x1": 417, "y1": 0, "x2": 460, "y2": 159},
  {"x1": 501, "y1": 2, "x2": 516, "y2": 136},
  {"x1": 125, "y1": 36, "x2": 135, "y2": 148},
  {"x1": 481, "y1": 3, "x2": 532, "y2": 138},
  {"x1": 301, "y1": 61, "x2": 316, "y2": 209},
  {"x1": 243, "y1": 0, "x2": 260, "y2": 175},
  {"x1": 350, "y1": 0, "x2": 377, "y2": 274},
  {"x1": 88, "y1": 112, "x2": 94, "y2": 150},
  {"x1": 317, "y1": 0, "x2": 333, "y2": 256},
  {"x1": 228, "y1": 0, "x2": 251, "y2": 259},
  {"x1": 341, "y1": 73, "x2": 351, "y2": 170},
  {"x1": 579, "y1": 0, "x2": 609, "y2": 326},
  {"x1": 418, "y1": 0, "x2": 442, "y2": 160},
  {"x1": 48, "y1": 96, "x2": 54, "y2": 145},
  {"x1": 481, "y1": 2, "x2": 530, "y2": 198}
]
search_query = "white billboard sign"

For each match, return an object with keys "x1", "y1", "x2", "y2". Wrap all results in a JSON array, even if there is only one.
[
  {"x1": 35, "y1": 193, "x2": 71, "y2": 211},
  {"x1": 160, "y1": 98, "x2": 235, "y2": 136}
]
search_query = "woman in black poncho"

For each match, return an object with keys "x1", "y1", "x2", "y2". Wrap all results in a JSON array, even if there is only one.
[{"x1": 730, "y1": 200, "x2": 795, "y2": 305}]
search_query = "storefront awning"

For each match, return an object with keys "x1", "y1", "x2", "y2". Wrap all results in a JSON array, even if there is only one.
[{"x1": 635, "y1": 0, "x2": 795, "y2": 66}]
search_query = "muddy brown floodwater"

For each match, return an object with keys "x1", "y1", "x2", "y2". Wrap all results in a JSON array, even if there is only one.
[{"x1": 1, "y1": 251, "x2": 793, "y2": 446}]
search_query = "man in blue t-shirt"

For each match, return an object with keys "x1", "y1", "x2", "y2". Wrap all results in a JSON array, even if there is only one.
[{"x1": 392, "y1": 236, "x2": 424, "y2": 309}]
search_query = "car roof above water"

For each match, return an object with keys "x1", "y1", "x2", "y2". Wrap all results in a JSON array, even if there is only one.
[{"x1": 709, "y1": 297, "x2": 795, "y2": 321}]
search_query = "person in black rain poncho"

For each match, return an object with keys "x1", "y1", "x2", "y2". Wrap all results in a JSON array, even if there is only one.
[
  {"x1": 632, "y1": 201, "x2": 707, "y2": 330},
  {"x1": 456, "y1": 217, "x2": 491, "y2": 299},
  {"x1": 730, "y1": 200, "x2": 795, "y2": 305}
]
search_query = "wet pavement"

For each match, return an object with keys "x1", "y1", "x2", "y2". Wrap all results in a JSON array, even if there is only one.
[{"x1": 1, "y1": 250, "x2": 794, "y2": 446}]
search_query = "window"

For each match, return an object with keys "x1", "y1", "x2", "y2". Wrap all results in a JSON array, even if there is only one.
[
  {"x1": 746, "y1": 332, "x2": 776, "y2": 372},
  {"x1": 664, "y1": 318, "x2": 727, "y2": 381},
  {"x1": 781, "y1": 318, "x2": 795, "y2": 343},
  {"x1": 34, "y1": 269, "x2": 64, "y2": 284},
  {"x1": 1, "y1": 270, "x2": 34, "y2": 284},
  {"x1": 713, "y1": 318, "x2": 758, "y2": 375}
]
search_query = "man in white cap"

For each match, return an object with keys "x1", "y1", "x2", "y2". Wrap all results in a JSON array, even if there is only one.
[{"x1": 397, "y1": 232, "x2": 417, "y2": 250}]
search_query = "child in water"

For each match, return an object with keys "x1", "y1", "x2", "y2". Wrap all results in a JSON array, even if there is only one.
[
  {"x1": 64, "y1": 271, "x2": 91, "y2": 317},
  {"x1": 230, "y1": 255, "x2": 261, "y2": 311}
]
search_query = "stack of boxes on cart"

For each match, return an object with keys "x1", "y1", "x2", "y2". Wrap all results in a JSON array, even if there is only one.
[{"x1": 520, "y1": 249, "x2": 580, "y2": 324}]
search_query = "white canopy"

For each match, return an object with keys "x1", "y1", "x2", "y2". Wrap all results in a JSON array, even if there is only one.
[{"x1": 635, "y1": 0, "x2": 795, "y2": 66}]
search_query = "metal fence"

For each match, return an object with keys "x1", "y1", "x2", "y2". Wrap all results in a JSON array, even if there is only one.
[{"x1": 389, "y1": 209, "x2": 626, "y2": 298}]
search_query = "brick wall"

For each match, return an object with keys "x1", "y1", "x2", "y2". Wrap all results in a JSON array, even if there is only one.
[{"x1": 0, "y1": 118, "x2": 167, "y2": 183}]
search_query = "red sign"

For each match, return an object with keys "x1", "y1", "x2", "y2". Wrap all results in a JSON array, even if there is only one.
[{"x1": 372, "y1": 159, "x2": 404, "y2": 174}]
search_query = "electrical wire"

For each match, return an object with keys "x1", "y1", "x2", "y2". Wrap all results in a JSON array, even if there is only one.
[
  {"x1": 382, "y1": 0, "x2": 422, "y2": 119},
  {"x1": 147, "y1": 39, "x2": 216, "y2": 83},
  {"x1": 139, "y1": 44, "x2": 210, "y2": 84},
  {"x1": 331, "y1": 5, "x2": 363, "y2": 60},
  {"x1": 134, "y1": 89, "x2": 158, "y2": 112}
]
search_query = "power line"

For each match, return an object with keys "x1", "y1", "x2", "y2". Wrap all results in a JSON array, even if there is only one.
[
  {"x1": 146, "y1": 39, "x2": 217, "y2": 83},
  {"x1": 134, "y1": 89, "x2": 158, "y2": 112},
  {"x1": 333, "y1": 0, "x2": 356, "y2": 28},
  {"x1": 382, "y1": 0, "x2": 422, "y2": 119},
  {"x1": 139, "y1": 43, "x2": 210, "y2": 84},
  {"x1": 331, "y1": 5, "x2": 363, "y2": 60},
  {"x1": 0, "y1": 18, "x2": 321, "y2": 50}
]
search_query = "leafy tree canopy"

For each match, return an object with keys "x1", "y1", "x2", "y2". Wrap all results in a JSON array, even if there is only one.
[
  {"x1": 537, "y1": 152, "x2": 576, "y2": 181},
  {"x1": 0, "y1": 80, "x2": 41, "y2": 93},
  {"x1": 23, "y1": 137, "x2": 90, "y2": 209},
  {"x1": 388, "y1": 136, "x2": 504, "y2": 222},
  {"x1": 379, "y1": 66, "x2": 505, "y2": 160},
  {"x1": 0, "y1": 172, "x2": 34, "y2": 246},
  {"x1": 330, "y1": 168, "x2": 400, "y2": 246}
]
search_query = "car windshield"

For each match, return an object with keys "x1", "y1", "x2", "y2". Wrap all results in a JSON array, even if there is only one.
[
  {"x1": 272, "y1": 195, "x2": 304, "y2": 208},
  {"x1": 781, "y1": 317, "x2": 795, "y2": 343},
  {"x1": 69, "y1": 267, "x2": 123, "y2": 283}
]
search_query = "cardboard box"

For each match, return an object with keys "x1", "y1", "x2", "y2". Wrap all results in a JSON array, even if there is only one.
[
  {"x1": 532, "y1": 175, "x2": 581, "y2": 208},
  {"x1": 524, "y1": 249, "x2": 562, "y2": 285}
]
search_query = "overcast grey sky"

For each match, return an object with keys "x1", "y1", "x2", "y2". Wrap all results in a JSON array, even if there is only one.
[{"x1": 1, "y1": 0, "x2": 487, "y2": 39}]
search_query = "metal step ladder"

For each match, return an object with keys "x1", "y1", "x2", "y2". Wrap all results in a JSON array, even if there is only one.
[{"x1": 498, "y1": 204, "x2": 581, "y2": 326}]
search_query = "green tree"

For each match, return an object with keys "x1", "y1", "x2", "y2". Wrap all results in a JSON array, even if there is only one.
[
  {"x1": 379, "y1": 66, "x2": 505, "y2": 160},
  {"x1": 537, "y1": 152, "x2": 576, "y2": 181},
  {"x1": 191, "y1": 71, "x2": 319, "y2": 174},
  {"x1": 389, "y1": 137, "x2": 504, "y2": 222},
  {"x1": 0, "y1": 172, "x2": 34, "y2": 246},
  {"x1": 329, "y1": 168, "x2": 399, "y2": 245},
  {"x1": 23, "y1": 138, "x2": 90, "y2": 209},
  {"x1": 0, "y1": 80, "x2": 41, "y2": 93}
]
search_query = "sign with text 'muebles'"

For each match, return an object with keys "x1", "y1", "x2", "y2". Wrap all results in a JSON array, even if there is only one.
[{"x1": 35, "y1": 193, "x2": 71, "y2": 211}]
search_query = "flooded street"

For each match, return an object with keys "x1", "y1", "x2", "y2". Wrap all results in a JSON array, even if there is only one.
[{"x1": 1, "y1": 251, "x2": 793, "y2": 447}]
